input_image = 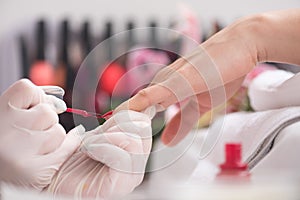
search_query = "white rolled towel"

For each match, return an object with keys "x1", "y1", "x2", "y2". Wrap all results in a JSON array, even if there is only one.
[{"x1": 248, "y1": 69, "x2": 300, "y2": 111}]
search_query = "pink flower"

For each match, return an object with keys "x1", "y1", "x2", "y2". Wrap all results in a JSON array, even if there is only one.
[
  {"x1": 243, "y1": 63, "x2": 277, "y2": 87},
  {"x1": 227, "y1": 63, "x2": 278, "y2": 113}
]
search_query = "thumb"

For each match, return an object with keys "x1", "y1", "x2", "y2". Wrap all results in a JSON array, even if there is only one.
[
  {"x1": 40, "y1": 86, "x2": 67, "y2": 114},
  {"x1": 2, "y1": 79, "x2": 46, "y2": 109},
  {"x1": 115, "y1": 84, "x2": 175, "y2": 113},
  {"x1": 45, "y1": 125, "x2": 85, "y2": 167}
]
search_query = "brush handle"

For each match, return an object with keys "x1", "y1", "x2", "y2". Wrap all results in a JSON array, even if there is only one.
[{"x1": 66, "y1": 108, "x2": 113, "y2": 120}]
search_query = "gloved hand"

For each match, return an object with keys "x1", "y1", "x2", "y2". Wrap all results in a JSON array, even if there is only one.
[
  {"x1": 47, "y1": 107, "x2": 154, "y2": 200},
  {"x1": 0, "y1": 79, "x2": 83, "y2": 191}
]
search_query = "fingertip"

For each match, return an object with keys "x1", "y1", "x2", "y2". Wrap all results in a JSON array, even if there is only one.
[
  {"x1": 68, "y1": 124, "x2": 86, "y2": 138},
  {"x1": 160, "y1": 109, "x2": 180, "y2": 146},
  {"x1": 161, "y1": 121, "x2": 181, "y2": 147},
  {"x1": 60, "y1": 124, "x2": 85, "y2": 152},
  {"x1": 45, "y1": 95, "x2": 67, "y2": 114},
  {"x1": 160, "y1": 106, "x2": 196, "y2": 146}
]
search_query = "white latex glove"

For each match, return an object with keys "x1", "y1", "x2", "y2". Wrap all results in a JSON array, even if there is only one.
[
  {"x1": 47, "y1": 107, "x2": 154, "y2": 200},
  {"x1": 0, "y1": 79, "x2": 83, "y2": 191}
]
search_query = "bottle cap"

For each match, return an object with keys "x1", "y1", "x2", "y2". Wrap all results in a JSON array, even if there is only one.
[
  {"x1": 220, "y1": 143, "x2": 248, "y2": 171},
  {"x1": 217, "y1": 143, "x2": 251, "y2": 180}
]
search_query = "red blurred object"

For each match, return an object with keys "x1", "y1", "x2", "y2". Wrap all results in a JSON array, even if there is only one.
[
  {"x1": 217, "y1": 143, "x2": 250, "y2": 178},
  {"x1": 100, "y1": 62, "x2": 126, "y2": 95},
  {"x1": 29, "y1": 61, "x2": 55, "y2": 85}
]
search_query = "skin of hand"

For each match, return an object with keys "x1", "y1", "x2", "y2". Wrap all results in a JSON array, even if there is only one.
[
  {"x1": 0, "y1": 79, "x2": 83, "y2": 190},
  {"x1": 115, "y1": 9, "x2": 300, "y2": 146}
]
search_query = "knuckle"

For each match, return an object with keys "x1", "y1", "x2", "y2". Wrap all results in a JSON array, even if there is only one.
[
  {"x1": 15, "y1": 79, "x2": 35, "y2": 94},
  {"x1": 136, "y1": 89, "x2": 151, "y2": 104},
  {"x1": 14, "y1": 79, "x2": 45, "y2": 103}
]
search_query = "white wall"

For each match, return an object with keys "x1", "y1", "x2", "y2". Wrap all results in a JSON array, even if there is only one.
[{"x1": 0, "y1": 0, "x2": 299, "y2": 36}]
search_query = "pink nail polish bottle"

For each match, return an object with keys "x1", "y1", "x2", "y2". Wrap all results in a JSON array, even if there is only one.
[{"x1": 216, "y1": 143, "x2": 251, "y2": 182}]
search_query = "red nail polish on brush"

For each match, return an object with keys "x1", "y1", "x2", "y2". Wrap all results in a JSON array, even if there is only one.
[
  {"x1": 29, "y1": 20, "x2": 55, "y2": 85},
  {"x1": 66, "y1": 108, "x2": 113, "y2": 120}
]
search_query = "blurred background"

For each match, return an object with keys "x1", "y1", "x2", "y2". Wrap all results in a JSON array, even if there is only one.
[
  {"x1": 0, "y1": 0, "x2": 299, "y2": 131},
  {"x1": 1, "y1": 1, "x2": 300, "y2": 199}
]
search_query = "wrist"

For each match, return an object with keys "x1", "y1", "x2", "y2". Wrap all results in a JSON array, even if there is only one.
[
  {"x1": 200, "y1": 15, "x2": 264, "y2": 81},
  {"x1": 236, "y1": 14, "x2": 272, "y2": 63}
]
